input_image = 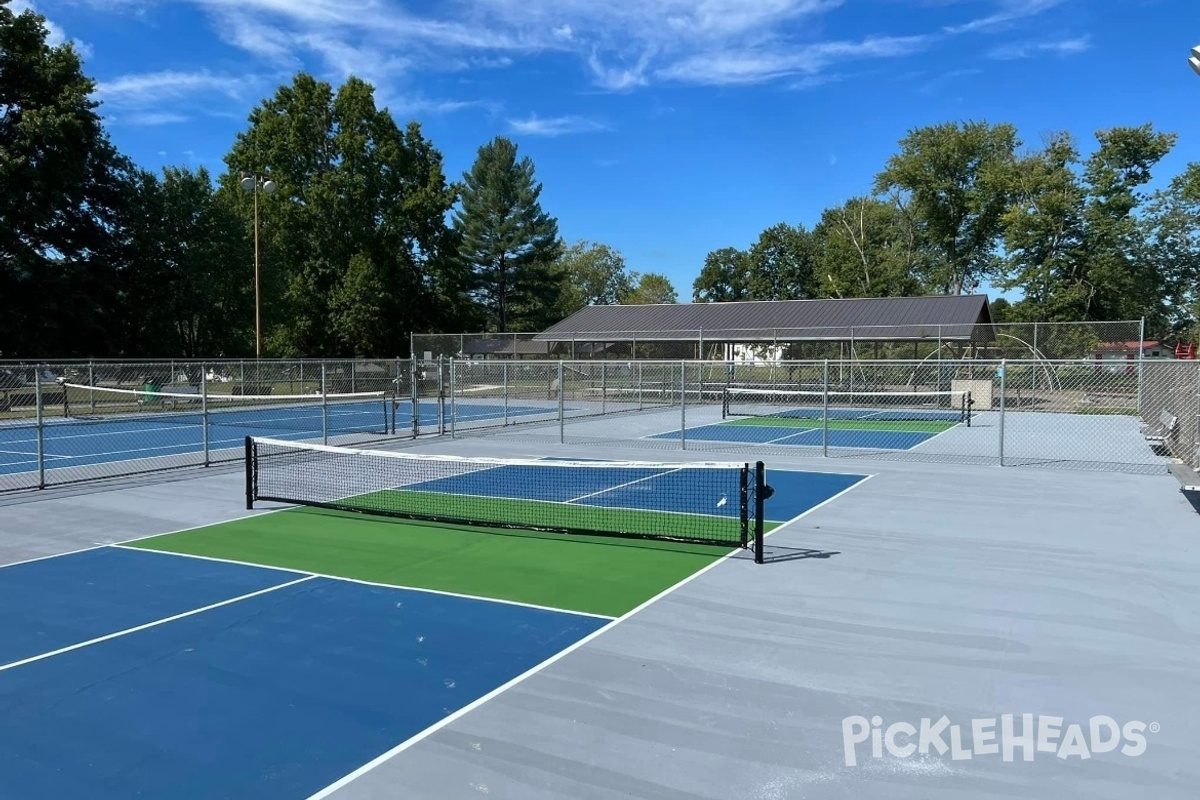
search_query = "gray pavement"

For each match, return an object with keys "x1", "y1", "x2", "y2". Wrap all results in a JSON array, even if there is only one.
[{"x1": 1, "y1": 438, "x2": 1197, "y2": 799}]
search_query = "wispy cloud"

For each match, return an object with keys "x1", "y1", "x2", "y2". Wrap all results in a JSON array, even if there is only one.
[
  {"x1": 109, "y1": 111, "x2": 192, "y2": 126},
  {"x1": 656, "y1": 34, "x2": 930, "y2": 86},
  {"x1": 507, "y1": 114, "x2": 610, "y2": 136},
  {"x1": 920, "y1": 67, "x2": 982, "y2": 94},
  {"x1": 988, "y1": 35, "x2": 1091, "y2": 60},
  {"x1": 96, "y1": 70, "x2": 251, "y2": 106},
  {"x1": 942, "y1": 0, "x2": 1068, "y2": 35},
  {"x1": 81, "y1": 0, "x2": 1085, "y2": 111}
]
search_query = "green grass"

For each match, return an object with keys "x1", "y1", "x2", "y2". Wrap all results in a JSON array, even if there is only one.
[
  {"x1": 724, "y1": 416, "x2": 957, "y2": 433},
  {"x1": 128, "y1": 507, "x2": 740, "y2": 617}
]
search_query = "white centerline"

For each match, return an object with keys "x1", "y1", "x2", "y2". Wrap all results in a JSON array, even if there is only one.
[
  {"x1": 0, "y1": 575, "x2": 317, "y2": 674},
  {"x1": 565, "y1": 467, "x2": 684, "y2": 504}
]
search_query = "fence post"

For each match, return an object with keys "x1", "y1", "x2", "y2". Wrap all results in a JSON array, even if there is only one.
[
  {"x1": 1136, "y1": 317, "x2": 1145, "y2": 414},
  {"x1": 35, "y1": 370, "x2": 45, "y2": 489},
  {"x1": 680, "y1": 360, "x2": 687, "y2": 450},
  {"x1": 201, "y1": 365, "x2": 210, "y2": 466},
  {"x1": 503, "y1": 361, "x2": 509, "y2": 426},
  {"x1": 438, "y1": 357, "x2": 446, "y2": 436},
  {"x1": 637, "y1": 362, "x2": 643, "y2": 411},
  {"x1": 88, "y1": 360, "x2": 95, "y2": 413},
  {"x1": 450, "y1": 359, "x2": 458, "y2": 439},
  {"x1": 600, "y1": 359, "x2": 607, "y2": 416},
  {"x1": 321, "y1": 363, "x2": 329, "y2": 445},
  {"x1": 998, "y1": 358, "x2": 1007, "y2": 466},
  {"x1": 557, "y1": 360, "x2": 565, "y2": 444},
  {"x1": 406, "y1": 358, "x2": 415, "y2": 437},
  {"x1": 822, "y1": 359, "x2": 830, "y2": 458}
]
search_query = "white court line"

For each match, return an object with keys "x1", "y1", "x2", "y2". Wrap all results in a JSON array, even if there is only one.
[
  {"x1": 0, "y1": 575, "x2": 317, "y2": 674},
  {"x1": 303, "y1": 467, "x2": 874, "y2": 800},
  {"x1": 107, "y1": 544, "x2": 615, "y2": 621},
  {"x1": 762, "y1": 425, "x2": 824, "y2": 446},
  {"x1": 565, "y1": 467, "x2": 684, "y2": 504},
  {"x1": 0, "y1": 502, "x2": 295, "y2": 573}
]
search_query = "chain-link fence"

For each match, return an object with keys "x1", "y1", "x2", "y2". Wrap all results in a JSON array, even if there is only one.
[
  {"x1": 0, "y1": 359, "x2": 415, "y2": 492},
  {"x1": 445, "y1": 357, "x2": 1174, "y2": 474},
  {"x1": 1140, "y1": 360, "x2": 1199, "y2": 468},
  {"x1": 1, "y1": 352, "x2": 1185, "y2": 491},
  {"x1": 411, "y1": 320, "x2": 1146, "y2": 362}
]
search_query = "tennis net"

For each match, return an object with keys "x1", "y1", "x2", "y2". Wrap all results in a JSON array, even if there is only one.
[
  {"x1": 722, "y1": 387, "x2": 973, "y2": 425},
  {"x1": 245, "y1": 436, "x2": 772, "y2": 556},
  {"x1": 60, "y1": 383, "x2": 390, "y2": 436}
]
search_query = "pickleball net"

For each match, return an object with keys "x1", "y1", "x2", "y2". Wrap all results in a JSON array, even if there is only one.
[
  {"x1": 245, "y1": 436, "x2": 773, "y2": 557},
  {"x1": 60, "y1": 383, "x2": 391, "y2": 436},
  {"x1": 722, "y1": 387, "x2": 973, "y2": 425}
]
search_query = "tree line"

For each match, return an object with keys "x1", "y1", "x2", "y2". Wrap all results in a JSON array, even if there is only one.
[
  {"x1": 0, "y1": 2, "x2": 676, "y2": 359},
  {"x1": 693, "y1": 121, "x2": 1200, "y2": 342}
]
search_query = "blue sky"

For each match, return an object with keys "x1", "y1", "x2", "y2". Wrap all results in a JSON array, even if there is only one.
[{"x1": 17, "y1": 0, "x2": 1200, "y2": 302}]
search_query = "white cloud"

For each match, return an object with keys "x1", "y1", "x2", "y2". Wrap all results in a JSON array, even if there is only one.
[
  {"x1": 95, "y1": 70, "x2": 252, "y2": 107},
  {"x1": 656, "y1": 34, "x2": 930, "y2": 85},
  {"x1": 78, "y1": 0, "x2": 1084, "y2": 104},
  {"x1": 942, "y1": 0, "x2": 1067, "y2": 35},
  {"x1": 988, "y1": 35, "x2": 1091, "y2": 60},
  {"x1": 108, "y1": 111, "x2": 191, "y2": 126},
  {"x1": 507, "y1": 114, "x2": 610, "y2": 136}
]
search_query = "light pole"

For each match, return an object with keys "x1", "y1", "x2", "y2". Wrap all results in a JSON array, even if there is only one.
[
  {"x1": 240, "y1": 172, "x2": 276, "y2": 359},
  {"x1": 1191, "y1": 45, "x2": 1200, "y2": 77}
]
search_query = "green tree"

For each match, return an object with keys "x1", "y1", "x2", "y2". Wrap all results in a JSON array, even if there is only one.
[
  {"x1": 693, "y1": 247, "x2": 751, "y2": 302},
  {"x1": 1077, "y1": 125, "x2": 1177, "y2": 324},
  {"x1": 998, "y1": 132, "x2": 1087, "y2": 321},
  {"x1": 454, "y1": 136, "x2": 562, "y2": 332},
  {"x1": 745, "y1": 223, "x2": 816, "y2": 300},
  {"x1": 553, "y1": 240, "x2": 633, "y2": 317},
  {"x1": 118, "y1": 166, "x2": 253, "y2": 357},
  {"x1": 0, "y1": 0, "x2": 133, "y2": 356},
  {"x1": 811, "y1": 197, "x2": 929, "y2": 298},
  {"x1": 1139, "y1": 162, "x2": 1200, "y2": 338},
  {"x1": 224, "y1": 73, "x2": 463, "y2": 356},
  {"x1": 874, "y1": 120, "x2": 1019, "y2": 295},
  {"x1": 623, "y1": 272, "x2": 678, "y2": 304}
]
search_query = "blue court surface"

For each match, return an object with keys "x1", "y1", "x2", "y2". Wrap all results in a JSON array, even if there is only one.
[
  {"x1": 0, "y1": 401, "x2": 549, "y2": 476},
  {"x1": 406, "y1": 462, "x2": 864, "y2": 521},
  {"x1": 0, "y1": 465, "x2": 866, "y2": 799},
  {"x1": 0, "y1": 547, "x2": 609, "y2": 800},
  {"x1": 651, "y1": 423, "x2": 941, "y2": 450}
]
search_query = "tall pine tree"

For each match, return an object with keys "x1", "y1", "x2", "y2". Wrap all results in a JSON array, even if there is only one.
[{"x1": 453, "y1": 137, "x2": 562, "y2": 332}]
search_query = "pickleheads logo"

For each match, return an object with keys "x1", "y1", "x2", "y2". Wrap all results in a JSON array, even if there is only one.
[{"x1": 841, "y1": 715, "x2": 1158, "y2": 766}]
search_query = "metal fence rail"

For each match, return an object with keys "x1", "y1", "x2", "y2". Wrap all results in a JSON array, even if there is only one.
[
  {"x1": 445, "y1": 357, "x2": 1174, "y2": 474},
  {"x1": 0, "y1": 359, "x2": 413, "y2": 493},
  {"x1": 0, "y1": 354, "x2": 1186, "y2": 492}
]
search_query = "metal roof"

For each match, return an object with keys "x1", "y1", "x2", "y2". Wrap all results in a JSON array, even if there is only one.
[{"x1": 533, "y1": 295, "x2": 995, "y2": 342}]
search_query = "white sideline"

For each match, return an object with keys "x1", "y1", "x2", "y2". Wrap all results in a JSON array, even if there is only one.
[{"x1": 0, "y1": 575, "x2": 316, "y2": 674}]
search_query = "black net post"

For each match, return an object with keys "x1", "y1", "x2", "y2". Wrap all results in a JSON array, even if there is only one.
[
  {"x1": 244, "y1": 436, "x2": 256, "y2": 509},
  {"x1": 754, "y1": 461, "x2": 767, "y2": 564}
]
